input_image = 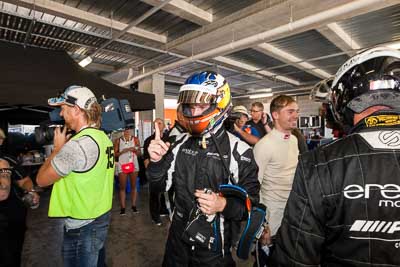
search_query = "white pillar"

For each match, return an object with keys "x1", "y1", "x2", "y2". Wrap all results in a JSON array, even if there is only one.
[{"x1": 138, "y1": 73, "x2": 165, "y2": 141}]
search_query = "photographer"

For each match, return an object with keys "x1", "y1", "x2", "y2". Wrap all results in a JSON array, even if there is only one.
[
  {"x1": 230, "y1": 105, "x2": 260, "y2": 146},
  {"x1": 37, "y1": 85, "x2": 114, "y2": 267},
  {"x1": 147, "y1": 71, "x2": 260, "y2": 266}
]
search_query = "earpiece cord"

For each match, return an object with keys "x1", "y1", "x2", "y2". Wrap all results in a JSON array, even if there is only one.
[{"x1": 209, "y1": 130, "x2": 235, "y2": 185}]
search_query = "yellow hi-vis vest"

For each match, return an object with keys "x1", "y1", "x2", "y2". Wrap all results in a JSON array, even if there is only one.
[{"x1": 48, "y1": 128, "x2": 115, "y2": 219}]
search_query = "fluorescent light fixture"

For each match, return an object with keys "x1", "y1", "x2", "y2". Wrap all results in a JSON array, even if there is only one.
[
  {"x1": 249, "y1": 93, "x2": 273, "y2": 99},
  {"x1": 78, "y1": 56, "x2": 92, "y2": 67},
  {"x1": 253, "y1": 88, "x2": 272, "y2": 93},
  {"x1": 387, "y1": 41, "x2": 400, "y2": 50}
]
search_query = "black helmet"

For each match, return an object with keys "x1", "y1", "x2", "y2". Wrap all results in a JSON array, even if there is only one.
[{"x1": 330, "y1": 47, "x2": 400, "y2": 125}]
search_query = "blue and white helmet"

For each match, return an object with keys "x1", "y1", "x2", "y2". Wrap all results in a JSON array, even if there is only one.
[{"x1": 177, "y1": 71, "x2": 232, "y2": 135}]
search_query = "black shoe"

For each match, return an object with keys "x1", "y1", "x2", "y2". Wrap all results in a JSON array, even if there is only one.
[
  {"x1": 120, "y1": 208, "x2": 126, "y2": 216},
  {"x1": 152, "y1": 218, "x2": 162, "y2": 226},
  {"x1": 132, "y1": 206, "x2": 138, "y2": 213}
]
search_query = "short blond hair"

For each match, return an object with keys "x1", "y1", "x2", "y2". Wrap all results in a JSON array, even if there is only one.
[{"x1": 0, "y1": 129, "x2": 5, "y2": 139}]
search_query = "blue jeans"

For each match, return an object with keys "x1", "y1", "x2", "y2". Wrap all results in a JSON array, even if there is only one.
[{"x1": 62, "y1": 211, "x2": 111, "y2": 267}]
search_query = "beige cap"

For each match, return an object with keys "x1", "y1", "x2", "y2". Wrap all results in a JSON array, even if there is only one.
[
  {"x1": 0, "y1": 129, "x2": 5, "y2": 139},
  {"x1": 232, "y1": 105, "x2": 250, "y2": 117}
]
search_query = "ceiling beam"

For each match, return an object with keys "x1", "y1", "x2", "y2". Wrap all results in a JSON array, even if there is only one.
[
  {"x1": 317, "y1": 23, "x2": 361, "y2": 56},
  {"x1": 4, "y1": 0, "x2": 167, "y2": 43},
  {"x1": 255, "y1": 43, "x2": 332, "y2": 79},
  {"x1": 214, "y1": 56, "x2": 301, "y2": 86},
  {"x1": 85, "y1": 62, "x2": 116, "y2": 73},
  {"x1": 164, "y1": 74, "x2": 186, "y2": 84},
  {"x1": 141, "y1": 0, "x2": 213, "y2": 25}
]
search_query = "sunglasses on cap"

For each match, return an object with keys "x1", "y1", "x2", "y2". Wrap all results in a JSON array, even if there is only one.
[{"x1": 48, "y1": 91, "x2": 77, "y2": 107}]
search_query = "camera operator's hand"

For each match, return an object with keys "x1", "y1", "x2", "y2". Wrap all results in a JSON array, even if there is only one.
[
  {"x1": 262, "y1": 113, "x2": 272, "y2": 133},
  {"x1": 262, "y1": 112, "x2": 268, "y2": 125},
  {"x1": 53, "y1": 126, "x2": 70, "y2": 152},
  {"x1": 194, "y1": 189, "x2": 226, "y2": 215},
  {"x1": 233, "y1": 123, "x2": 241, "y2": 133},
  {"x1": 148, "y1": 124, "x2": 170, "y2": 162}
]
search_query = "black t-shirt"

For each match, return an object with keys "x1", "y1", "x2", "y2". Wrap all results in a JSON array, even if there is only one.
[
  {"x1": 0, "y1": 152, "x2": 28, "y2": 233},
  {"x1": 247, "y1": 120, "x2": 267, "y2": 138},
  {"x1": 0, "y1": 151, "x2": 28, "y2": 267}
]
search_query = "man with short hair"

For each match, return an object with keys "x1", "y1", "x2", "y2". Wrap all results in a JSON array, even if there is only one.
[
  {"x1": 0, "y1": 129, "x2": 39, "y2": 267},
  {"x1": 37, "y1": 85, "x2": 114, "y2": 267},
  {"x1": 0, "y1": 159, "x2": 12, "y2": 266},
  {"x1": 0, "y1": 159, "x2": 11, "y2": 201},
  {"x1": 271, "y1": 47, "x2": 400, "y2": 266},
  {"x1": 248, "y1": 102, "x2": 271, "y2": 140},
  {"x1": 254, "y1": 95, "x2": 299, "y2": 242}
]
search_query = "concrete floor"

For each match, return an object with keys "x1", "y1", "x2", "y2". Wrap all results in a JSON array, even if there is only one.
[{"x1": 21, "y1": 185, "x2": 253, "y2": 267}]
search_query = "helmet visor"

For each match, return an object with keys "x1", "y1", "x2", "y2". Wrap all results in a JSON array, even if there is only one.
[{"x1": 178, "y1": 84, "x2": 216, "y2": 105}]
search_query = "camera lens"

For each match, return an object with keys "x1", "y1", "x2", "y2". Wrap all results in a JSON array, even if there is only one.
[{"x1": 34, "y1": 125, "x2": 62, "y2": 145}]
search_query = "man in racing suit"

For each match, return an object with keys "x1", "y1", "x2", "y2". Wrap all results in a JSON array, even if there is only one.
[
  {"x1": 271, "y1": 47, "x2": 400, "y2": 266},
  {"x1": 147, "y1": 71, "x2": 260, "y2": 266}
]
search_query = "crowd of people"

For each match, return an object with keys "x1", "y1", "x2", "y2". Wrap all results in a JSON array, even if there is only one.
[{"x1": 1, "y1": 46, "x2": 400, "y2": 267}]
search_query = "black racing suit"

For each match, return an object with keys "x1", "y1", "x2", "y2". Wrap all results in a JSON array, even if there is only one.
[
  {"x1": 271, "y1": 111, "x2": 400, "y2": 266},
  {"x1": 147, "y1": 126, "x2": 260, "y2": 267}
]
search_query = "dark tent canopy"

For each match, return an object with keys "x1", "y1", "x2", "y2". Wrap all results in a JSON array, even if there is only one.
[{"x1": 0, "y1": 41, "x2": 155, "y2": 124}]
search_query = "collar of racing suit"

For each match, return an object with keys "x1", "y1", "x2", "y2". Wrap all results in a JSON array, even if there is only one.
[{"x1": 349, "y1": 110, "x2": 400, "y2": 134}]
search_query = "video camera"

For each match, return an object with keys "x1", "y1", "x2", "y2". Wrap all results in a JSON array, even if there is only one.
[{"x1": 35, "y1": 98, "x2": 134, "y2": 144}]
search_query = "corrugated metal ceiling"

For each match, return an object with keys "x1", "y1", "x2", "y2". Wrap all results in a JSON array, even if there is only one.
[
  {"x1": 0, "y1": 0, "x2": 399, "y2": 97},
  {"x1": 338, "y1": 4, "x2": 400, "y2": 48}
]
